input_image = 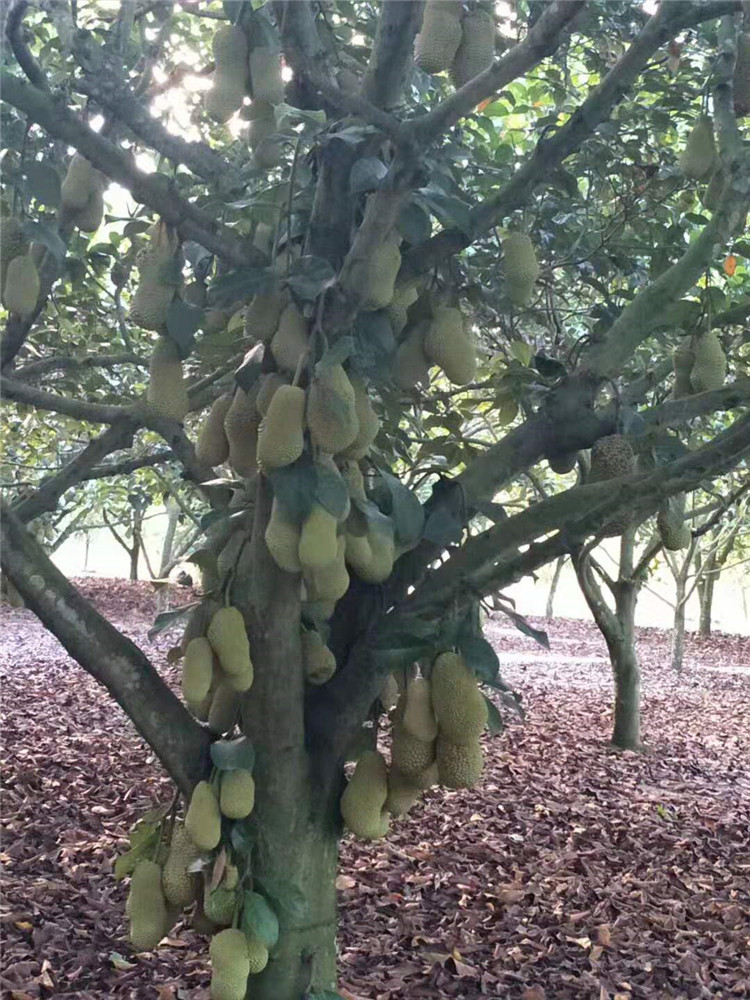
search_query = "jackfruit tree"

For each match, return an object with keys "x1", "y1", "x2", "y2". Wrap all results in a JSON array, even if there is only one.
[{"x1": 2, "y1": 2, "x2": 750, "y2": 998}]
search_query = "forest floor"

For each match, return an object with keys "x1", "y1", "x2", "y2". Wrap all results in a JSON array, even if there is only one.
[{"x1": 1, "y1": 579, "x2": 748, "y2": 1000}]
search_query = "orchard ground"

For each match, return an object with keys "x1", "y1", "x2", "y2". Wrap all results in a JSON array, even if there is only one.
[{"x1": 1, "y1": 579, "x2": 748, "y2": 1000}]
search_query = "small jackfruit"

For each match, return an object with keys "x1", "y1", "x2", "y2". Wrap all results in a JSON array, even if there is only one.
[
  {"x1": 340, "y1": 750, "x2": 390, "y2": 840},
  {"x1": 735, "y1": 32, "x2": 750, "y2": 118},
  {"x1": 547, "y1": 450, "x2": 578, "y2": 474},
  {"x1": 450, "y1": 7, "x2": 495, "y2": 87},
  {"x1": 257, "y1": 384, "x2": 306, "y2": 468},
  {"x1": 185, "y1": 781, "x2": 222, "y2": 851},
  {"x1": 359, "y1": 235, "x2": 402, "y2": 311},
  {"x1": 305, "y1": 536, "x2": 350, "y2": 602},
  {"x1": 340, "y1": 376, "x2": 381, "y2": 459},
  {"x1": 679, "y1": 115, "x2": 716, "y2": 180},
  {"x1": 393, "y1": 321, "x2": 431, "y2": 390},
  {"x1": 391, "y1": 719, "x2": 436, "y2": 782},
  {"x1": 403, "y1": 676, "x2": 438, "y2": 742},
  {"x1": 249, "y1": 101, "x2": 281, "y2": 169},
  {"x1": 183, "y1": 637, "x2": 214, "y2": 704},
  {"x1": 128, "y1": 859, "x2": 168, "y2": 951},
  {"x1": 354, "y1": 521, "x2": 395, "y2": 583},
  {"x1": 206, "y1": 25, "x2": 248, "y2": 123},
  {"x1": 224, "y1": 386, "x2": 260, "y2": 477},
  {"x1": 657, "y1": 493, "x2": 691, "y2": 551},
  {"x1": 589, "y1": 434, "x2": 636, "y2": 481},
  {"x1": 302, "y1": 628, "x2": 337, "y2": 685},
  {"x1": 386, "y1": 283, "x2": 419, "y2": 336},
  {"x1": 207, "y1": 606, "x2": 253, "y2": 681},
  {"x1": 436, "y1": 736, "x2": 483, "y2": 789},
  {"x1": 690, "y1": 331, "x2": 726, "y2": 393},
  {"x1": 219, "y1": 768, "x2": 255, "y2": 819},
  {"x1": 431, "y1": 651, "x2": 488, "y2": 744},
  {"x1": 504, "y1": 232, "x2": 539, "y2": 307},
  {"x1": 270, "y1": 302, "x2": 308, "y2": 372},
  {"x1": 209, "y1": 928, "x2": 251, "y2": 1000},
  {"x1": 162, "y1": 823, "x2": 201, "y2": 908},
  {"x1": 2, "y1": 252, "x2": 39, "y2": 319},
  {"x1": 247, "y1": 934, "x2": 269, "y2": 974},
  {"x1": 208, "y1": 682, "x2": 239, "y2": 735},
  {"x1": 249, "y1": 46, "x2": 284, "y2": 105},
  {"x1": 265, "y1": 498, "x2": 302, "y2": 573},
  {"x1": 415, "y1": 0, "x2": 463, "y2": 74},
  {"x1": 671, "y1": 344, "x2": 695, "y2": 399},
  {"x1": 342, "y1": 460, "x2": 367, "y2": 502},
  {"x1": 60, "y1": 154, "x2": 103, "y2": 212},
  {"x1": 307, "y1": 364, "x2": 359, "y2": 454},
  {"x1": 147, "y1": 336, "x2": 189, "y2": 421},
  {"x1": 74, "y1": 186, "x2": 105, "y2": 233},
  {"x1": 196, "y1": 394, "x2": 232, "y2": 466},
  {"x1": 298, "y1": 503, "x2": 339, "y2": 572},
  {"x1": 345, "y1": 529, "x2": 373, "y2": 576},
  {"x1": 244, "y1": 284, "x2": 287, "y2": 343},
  {"x1": 204, "y1": 883, "x2": 236, "y2": 927},
  {"x1": 424, "y1": 307, "x2": 477, "y2": 385}
]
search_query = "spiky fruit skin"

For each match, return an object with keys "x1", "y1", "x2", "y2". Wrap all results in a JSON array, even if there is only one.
[
  {"x1": 385, "y1": 767, "x2": 422, "y2": 818},
  {"x1": 302, "y1": 629, "x2": 337, "y2": 685},
  {"x1": 185, "y1": 781, "x2": 221, "y2": 851},
  {"x1": 0, "y1": 216, "x2": 29, "y2": 292},
  {"x1": 735, "y1": 32, "x2": 750, "y2": 118},
  {"x1": 205, "y1": 26, "x2": 247, "y2": 123},
  {"x1": 548, "y1": 450, "x2": 578, "y2": 474},
  {"x1": 298, "y1": 503, "x2": 339, "y2": 572},
  {"x1": 393, "y1": 321, "x2": 431, "y2": 390},
  {"x1": 415, "y1": 0, "x2": 463, "y2": 73},
  {"x1": 307, "y1": 364, "x2": 359, "y2": 454},
  {"x1": 690, "y1": 331, "x2": 726, "y2": 393},
  {"x1": 355, "y1": 522, "x2": 395, "y2": 583},
  {"x1": 219, "y1": 769, "x2": 255, "y2": 819},
  {"x1": 162, "y1": 824, "x2": 201, "y2": 908},
  {"x1": 128, "y1": 860, "x2": 168, "y2": 951},
  {"x1": 247, "y1": 934, "x2": 269, "y2": 974},
  {"x1": 207, "y1": 606, "x2": 253, "y2": 681},
  {"x1": 183, "y1": 637, "x2": 214, "y2": 703},
  {"x1": 256, "y1": 373, "x2": 288, "y2": 416},
  {"x1": 391, "y1": 719, "x2": 436, "y2": 781},
  {"x1": 450, "y1": 7, "x2": 495, "y2": 87},
  {"x1": 679, "y1": 116, "x2": 716, "y2": 180},
  {"x1": 147, "y1": 336, "x2": 189, "y2": 420},
  {"x1": 224, "y1": 387, "x2": 260, "y2": 477},
  {"x1": 257, "y1": 384, "x2": 306, "y2": 469},
  {"x1": 504, "y1": 233, "x2": 540, "y2": 307},
  {"x1": 249, "y1": 46, "x2": 284, "y2": 104},
  {"x1": 359, "y1": 238, "x2": 402, "y2": 310},
  {"x1": 2, "y1": 253, "x2": 39, "y2": 319},
  {"x1": 436, "y1": 736, "x2": 483, "y2": 789},
  {"x1": 403, "y1": 677, "x2": 438, "y2": 742},
  {"x1": 270, "y1": 303, "x2": 308, "y2": 371},
  {"x1": 340, "y1": 750, "x2": 390, "y2": 840},
  {"x1": 207, "y1": 682, "x2": 239, "y2": 735},
  {"x1": 672, "y1": 345, "x2": 695, "y2": 399},
  {"x1": 265, "y1": 499, "x2": 302, "y2": 573},
  {"x1": 204, "y1": 883, "x2": 237, "y2": 926},
  {"x1": 305, "y1": 536, "x2": 350, "y2": 602},
  {"x1": 245, "y1": 285, "x2": 287, "y2": 343},
  {"x1": 386, "y1": 284, "x2": 418, "y2": 336},
  {"x1": 197, "y1": 394, "x2": 233, "y2": 466},
  {"x1": 210, "y1": 928, "x2": 251, "y2": 1000},
  {"x1": 340, "y1": 376, "x2": 381, "y2": 460},
  {"x1": 424, "y1": 307, "x2": 477, "y2": 385},
  {"x1": 657, "y1": 493, "x2": 691, "y2": 550},
  {"x1": 431, "y1": 651, "x2": 488, "y2": 744},
  {"x1": 588, "y1": 435, "x2": 636, "y2": 482}
]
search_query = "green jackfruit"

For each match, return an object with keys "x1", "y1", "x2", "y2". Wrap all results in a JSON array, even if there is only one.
[
  {"x1": 424, "y1": 307, "x2": 477, "y2": 385},
  {"x1": 0, "y1": 216, "x2": 29, "y2": 295},
  {"x1": 248, "y1": 100, "x2": 281, "y2": 169},
  {"x1": 60, "y1": 154, "x2": 105, "y2": 212},
  {"x1": 209, "y1": 928, "x2": 250, "y2": 1000},
  {"x1": 340, "y1": 750, "x2": 390, "y2": 840},
  {"x1": 219, "y1": 768, "x2": 255, "y2": 819},
  {"x1": 270, "y1": 302, "x2": 308, "y2": 372},
  {"x1": 247, "y1": 933, "x2": 269, "y2": 974},
  {"x1": 340, "y1": 376, "x2": 381, "y2": 459},
  {"x1": 345, "y1": 529, "x2": 373, "y2": 576},
  {"x1": 223, "y1": 864, "x2": 239, "y2": 891},
  {"x1": 207, "y1": 682, "x2": 239, "y2": 735},
  {"x1": 307, "y1": 364, "x2": 359, "y2": 454},
  {"x1": 415, "y1": 0, "x2": 463, "y2": 74},
  {"x1": 298, "y1": 503, "x2": 339, "y2": 572},
  {"x1": 207, "y1": 606, "x2": 253, "y2": 681},
  {"x1": 204, "y1": 881, "x2": 237, "y2": 927},
  {"x1": 302, "y1": 628, "x2": 337, "y2": 685},
  {"x1": 244, "y1": 284, "x2": 287, "y2": 343},
  {"x1": 672, "y1": 344, "x2": 695, "y2": 399},
  {"x1": 548, "y1": 450, "x2": 578, "y2": 474},
  {"x1": 393, "y1": 320, "x2": 431, "y2": 390},
  {"x1": 205, "y1": 25, "x2": 248, "y2": 123},
  {"x1": 183, "y1": 637, "x2": 214, "y2": 704},
  {"x1": 735, "y1": 32, "x2": 750, "y2": 117},
  {"x1": 147, "y1": 336, "x2": 189, "y2": 421},
  {"x1": 391, "y1": 718, "x2": 436, "y2": 782},
  {"x1": 690, "y1": 331, "x2": 726, "y2": 392},
  {"x1": 265, "y1": 498, "x2": 302, "y2": 573},
  {"x1": 504, "y1": 232, "x2": 539, "y2": 307},
  {"x1": 162, "y1": 823, "x2": 201, "y2": 908},
  {"x1": 450, "y1": 7, "x2": 495, "y2": 87},
  {"x1": 431, "y1": 651, "x2": 487, "y2": 744},
  {"x1": 589, "y1": 434, "x2": 636, "y2": 481},
  {"x1": 342, "y1": 460, "x2": 367, "y2": 502},
  {"x1": 386, "y1": 283, "x2": 418, "y2": 336},
  {"x1": 196, "y1": 393, "x2": 232, "y2": 467},
  {"x1": 436, "y1": 736, "x2": 483, "y2": 789},
  {"x1": 403, "y1": 676, "x2": 437, "y2": 742},
  {"x1": 657, "y1": 492, "x2": 691, "y2": 551},
  {"x1": 354, "y1": 520, "x2": 395, "y2": 583},
  {"x1": 74, "y1": 185, "x2": 105, "y2": 232},
  {"x1": 358, "y1": 235, "x2": 402, "y2": 311},
  {"x1": 130, "y1": 239, "x2": 180, "y2": 331},
  {"x1": 385, "y1": 767, "x2": 423, "y2": 818},
  {"x1": 185, "y1": 781, "x2": 221, "y2": 851},
  {"x1": 249, "y1": 46, "x2": 284, "y2": 105},
  {"x1": 224, "y1": 386, "x2": 260, "y2": 477},
  {"x1": 256, "y1": 373, "x2": 289, "y2": 416},
  {"x1": 257, "y1": 384, "x2": 306, "y2": 468},
  {"x1": 128, "y1": 859, "x2": 168, "y2": 951},
  {"x1": 304, "y1": 536, "x2": 350, "y2": 602},
  {"x1": 2, "y1": 252, "x2": 39, "y2": 319},
  {"x1": 679, "y1": 115, "x2": 716, "y2": 180}
]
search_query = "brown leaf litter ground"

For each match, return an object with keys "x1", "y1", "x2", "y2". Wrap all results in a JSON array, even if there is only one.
[{"x1": 1, "y1": 579, "x2": 748, "y2": 1000}]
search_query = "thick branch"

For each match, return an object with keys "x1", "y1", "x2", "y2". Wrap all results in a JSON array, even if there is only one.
[
  {"x1": 1, "y1": 374, "x2": 127, "y2": 422},
  {"x1": 0, "y1": 502, "x2": 211, "y2": 795},
  {"x1": 643, "y1": 378, "x2": 750, "y2": 426},
  {"x1": 84, "y1": 449, "x2": 174, "y2": 481},
  {"x1": 14, "y1": 353, "x2": 147, "y2": 381},
  {"x1": 362, "y1": 0, "x2": 424, "y2": 110}
]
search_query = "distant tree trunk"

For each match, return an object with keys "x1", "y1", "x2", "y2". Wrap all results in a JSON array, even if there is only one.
[
  {"x1": 158, "y1": 498, "x2": 180, "y2": 579},
  {"x1": 609, "y1": 577, "x2": 641, "y2": 748},
  {"x1": 671, "y1": 573, "x2": 687, "y2": 672},
  {"x1": 545, "y1": 556, "x2": 565, "y2": 619},
  {"x1": 697, "y1": 548, "x2": 717, "y2": 637}
]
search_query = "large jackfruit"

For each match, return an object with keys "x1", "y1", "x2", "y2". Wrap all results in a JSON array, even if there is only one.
[
  {"x1": 2, "y1": 252, "x2": 39, "y2": 319},
  {"x1": 246, "y1": 934, "x2": 269, "y2": 974},
  {"x1": 354, "y1": 521, "x2": 395, "y2": 583},
  {"x1": 403, "y1": 676, "x2": 438, "y2": 742},
  {"x1": 128, "y1": 859, "x2": 168, "y2": 951},
  {"x1": 219, "y1": 768, "x2": 255, "y2": 819},
  {"x1": 436, "y1": 736, "x2": 483, "y2": 789},
  {"x1": 302, "y1": 628, "x2": 337, "y2": 685},
  {"x1": 391, "y1": 718, "x2": 436, "y2": 782},
  {"x1": 207, "y1": 682, "x2": 239, "y2": 735},
  {"x1": 183, "y1": 637, "x2": 214, "y2": 704},
  {"x1": 679, "y1": 116, "x2": 716, "y2": 180},
  {"x1": 205, "y1": 25, "x2": 248, "y2": 123},
  {"x1": 162, "y1": 823, "x2": 201, "y2": 908},
  {"x1": 270, "y1": 302, "x2": 308, "y2": 372},
  {"x1": 74, "y1": 186, "x2": 105, "y2": 233},
  {"x1": 249, "y1": 45, "x2": 284, "y2": 105},
  {"x1": 298, "y1": 503, "x2": 339, "y2": 572},
  {"x1": 248, "y1": 100, "x2": 281, "y2": 169},
  {"x1": 305, "y1": 536, "x2": 350, "y2": 602},
  {"x1": 265, "y1": 498, "x2": 302, "y2": 573},
  {"x1": 657, "y1": 493, "x2": 691, "y2": 551},
  {"x1": 185, "y1": 781, "x2": 222, "y2": 851},
  {"x1": 690, "y1": 331, "x2": 726, "y2": 392},
  {"x1": 588, "y1": 434, "x2": 636, "y2": 481},
  {"x1": 385, "y1": 767, "x2": 424, "y2": 818},
  {"x1": 431, "y1": 651, "x2": 487, "y2": 744},
  {"x1": 504, "y1": 232, "x2": 540, "y2": 307},
  {"x1": 340, "y1": 750, "x2": 390, "y2": 840},
  {"x1": 307, "y1": 364, "x2": 359, "y2": 455},
  {"x1": 415, "y1": 0, "x2": 463, "y2": 74},
  {"x1": 256, "y1": 372, "x2": 288, "y2": 417},
  {"x1": 224, "y1": 386, "x2": 260, "y2": 477},
  {"x1": 424, "y1": 307, "x2": 477, "y2": 385},
  {"x1": 207, "y1": 606, "x2": 253, "y2": 681},
  {"x1": 345, "y1": 528, "x2": 373, "y2": 576},
  {"x1": 672, "y1": 344, "x2": 695, "y2": 399},
  {"x1": 340, "y1": 376, "x2": 381, "y2": 460},
  {"x1": 244, "y1": 283, "x2": 287, "y2": 343},
  {"x1": 0, "y1": 215, "x2": 29, "y2": 292},
  {"x1": 359, "y1": 235, "x2": 402, "y2": 311},
  {"x1": 701, "y1": 169, "x2": 724, "y2": 213},
  {"x1": 147, "y1": 336, "x2": 190, "y2": 421},
  {"x1": 130, "y1": 226, "x2": 180, "y2": 331},
  {"x1": 735, "y1": 32, "x2": 750, "y2": 118},
  {"x1": 257, "y1": 384, "x2": 306, "y2": 468},
  {"x1": 196, "y1": 393, "x2": 232, "y2": 467},
  {"x1": 450, "y1": 7, "x2": 495, "y2": 88},
  {"x1": 60, "y1": 154, "x2": 107, "y2": 231},
  {"x1": 393, "y1": 321, "x2": 431, "y2": 390},
  {"x1": 209, "y1": 928, "x2": 251, "y2": 1000}
]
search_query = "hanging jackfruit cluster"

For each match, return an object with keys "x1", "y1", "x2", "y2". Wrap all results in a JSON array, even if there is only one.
[
  {"x1": 690, "y1": 331, "x2": 727, "y2": 393},
  {"x1": 423, "y1": 306, "x2": 477, "y2": 385},
  {"x1": 356, "y1": 229, "x2": 402, "y2": 311},
  {"x1": 130, "y1": 221, "x2": 181, "y2": 331},
  {"x1": 59, "y1": 154, "x2": 108, "y2": 232},
  {"x1": 415, "y1": 0, "x2": 463, "y2": 74},
  {"x1": 657, "y1": 493, "x2": 691, "y2": 551},
  {"x1": 181, "y1": 605, "x2": 253, "y2": 731},
  {"x1": 679, "y1": 116, "x2": 716, "y2": 180},
  {"x1": 504, "y1": 232, "x2": 540, "y2": 307},
  {"x1": 431, "y1": 651, "x2": 486, "y2": 788},
  {"x1": 450, "y1": 6, "x2": 495, "y2": 88},
  {"x1": 147, "y1": 335, "x2": 190, "y2": 421},
  {"x1": 205, "y1": 25, "x2": 249, "y2": 123},
  {"x1": 340, "y1": 750, "x2": 391, "y2": 839}
]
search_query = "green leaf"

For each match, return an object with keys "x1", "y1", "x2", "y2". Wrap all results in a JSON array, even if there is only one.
[
  {"x1": 422, "y1": 507, "x2": 462, "y2": 546},
  {"x1": 418, "y1": 187, "x2": 474, "y2": 237},
  {"x1": 315, "y1": 460, "x2": 350, "y2": 521},
  {"x1": 166, "y1": 299, "x2": 202, "y2": 356},
  {"x1": 255, "y1": 875, "x2": 308, "y2": 922},
  {"x1": 209, "y1": 267, "x2": 268, "y2": 307},
  {"x1": 242, "y1": 891, "x2": 280, "y2": 949},
  {"x1": 286, "y1": 255, "x2": 336, "y2": 301},
  {"x1": 21, "y1": 219, "x2": 65, "y2": 260},
  {"x1": 483, "y1": 694, "x2": 504, "y2": 736},
  {"x1": 267, "y1": 452, "x2": 317, "y2": 523},
  {"x1": 234, "y1": 342, "x2": 265, "y2": 392},
  {"x1": 211, "y1": 736, "x2": 255, "y2": 772},
  {"x1": 349, "y1": 157, "x2": 387, "y2": 194},
  {"x1": 459, "y1": 634, "x2": 500, "y2": 684},
  {"x1": 509, "y1": 340, "x2": 533, "y2": 366},
  {"x1": 371, "y1": 471, "x2": 424, "y2": 547},
  {"x1": 493, "y1": 603, "x2": 550, "y2": 649},
  {"x1": 318, "y1": 336, "x2": 353, "y2": 370},
  {"x1": 397, "y1": 200, "x2": 432, "y2": 245},
  {"x1": 352, "y1": 311, "x2": 396, "y2": 382},
  {"x1": 25, "y1": 161, "x2": 61, "y2": 208},
  {"x1": 148, "y1": 601, "x2": 200, "y2": 639}
]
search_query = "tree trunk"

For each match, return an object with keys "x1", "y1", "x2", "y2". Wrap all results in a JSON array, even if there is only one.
[
  {"x1": 130, "y1": 510, "x2": 143, "y2": 581},
  {"x1": 671, "y1": 573, "x2": 687, "y2": 673},
  {"x1": 158, "y1": 498, "x2": 179, "y2": 579},
  {"x1": 545, "y1": 555, "x2": 565, "y2": 618},
  {"x1": 610, "y1": 580, "x2": 641, "y2": 749},
  {"x1": 697, "y1": 549, "x2": 717, "y2": 637}
]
